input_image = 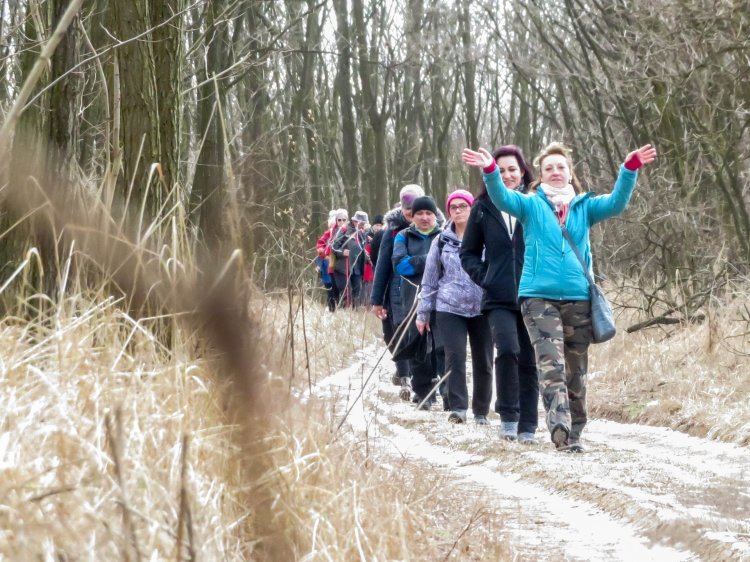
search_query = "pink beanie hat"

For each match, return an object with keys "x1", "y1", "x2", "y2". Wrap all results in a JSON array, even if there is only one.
[{"x1": 445, "y1": 189, "x2": 474, "y2": 213}]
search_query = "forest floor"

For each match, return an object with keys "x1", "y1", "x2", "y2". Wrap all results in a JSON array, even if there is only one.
[{"x1": 314, "y1": 344, "x2": 750, "y2": 562}]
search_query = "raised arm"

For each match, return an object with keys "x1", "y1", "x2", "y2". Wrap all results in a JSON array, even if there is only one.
[
  {"x1": 462, "y1": 147, "x2": 528, "y2": 219},
  {"x1": 588, "y1": 144, "x2": 657, "y2": 224}
]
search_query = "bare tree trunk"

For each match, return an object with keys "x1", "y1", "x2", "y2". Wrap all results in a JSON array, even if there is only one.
[
  {"x1": 332, "y1": 0, "x2": 359, "y2": 204},
  {"x1": 458, "y1": 0, "x2": 478, "y2": 189},
  {"x1": 110, "y1": 0, "x2": 161, "y2": 221},
  {"x1": 392, "y1": 0, "x2": 424, "y2": 188},
  {"x1": 352, "y1": 0, "x2": 387, "y2": 215},
  {"x1": 151, "y1": 0, "x2": 184, "y2": 187},
  {"x1": 193, "y1": 0, "x2": 228, "y2": 249}
]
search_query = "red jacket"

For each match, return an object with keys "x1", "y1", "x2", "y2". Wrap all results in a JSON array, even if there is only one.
[
  {"x1": 363, "y1": 242, "x2": 374, "y2": 282},
  {"x1": 317, "y1": 226, "x2": 341, "y2": 257}
]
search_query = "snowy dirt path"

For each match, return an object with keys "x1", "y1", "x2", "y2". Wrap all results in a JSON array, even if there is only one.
[{"x1": 316, "y1": 345, "x2": 750, "y2": 562}]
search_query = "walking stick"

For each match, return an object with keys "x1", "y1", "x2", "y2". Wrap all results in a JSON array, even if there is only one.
[{"x1": 345, "y1": 256, "x2": 351, "y2": 307}]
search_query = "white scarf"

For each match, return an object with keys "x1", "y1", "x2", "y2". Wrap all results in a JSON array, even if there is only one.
[{"x1": 539, "y1": 183, "x2": 575, "y2": 208}]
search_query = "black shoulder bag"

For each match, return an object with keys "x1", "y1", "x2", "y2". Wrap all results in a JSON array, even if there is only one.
[{"x1": 561, "y1": 226, "x2": 617, "y2": 343}]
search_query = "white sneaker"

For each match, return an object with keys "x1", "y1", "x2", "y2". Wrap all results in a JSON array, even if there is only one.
[
  {"x1": 518, "y1": 432, "x2": 536, "y2": 444},
  {"x1": 500, "y1": 421, "x2": 519, "y2": 441}
]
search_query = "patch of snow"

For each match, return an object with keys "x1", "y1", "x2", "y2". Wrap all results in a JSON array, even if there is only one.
[{"x1": 314, "y1": 350, "x2": 702, "y2": 561}]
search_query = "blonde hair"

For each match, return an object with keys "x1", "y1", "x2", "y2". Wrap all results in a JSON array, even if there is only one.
[{"x1": 530, "y1": 142, "x2": 583, "y2": 194}]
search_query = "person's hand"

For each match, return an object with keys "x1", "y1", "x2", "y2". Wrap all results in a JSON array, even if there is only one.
[
  {"x1": 416, "y1": 319, "x2": 430, "y2": 334},
  {"x1": 372, "y1": 305, "x2": 388, "y2": 320},
  {"x1": 317, "y1": 247, "x2": 325, "y2": 258},
  {"x1": 624, "y1": 144, "x2": 657, "y2": 171},
  {"x1": 462, "y1": 147, "x2": 494, "y2": 169},
  {"x1": 343, "y1": 249, "x2": 350, "y2": 257}
]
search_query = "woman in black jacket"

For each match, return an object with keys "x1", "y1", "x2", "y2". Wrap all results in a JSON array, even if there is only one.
[{"x1": 460, "y1": 145, "x2": 539, "y2": 443}]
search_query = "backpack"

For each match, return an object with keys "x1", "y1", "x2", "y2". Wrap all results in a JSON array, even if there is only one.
[{"x1": 436, "y1": 233, "x2": 460, "y2": 278}]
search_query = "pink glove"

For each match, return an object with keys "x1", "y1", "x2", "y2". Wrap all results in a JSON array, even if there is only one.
[
  {"x1": 624, "y1": 152, "x2": 643, "y2": 171},
  {"x1": 624, "y1": 144, "x2": 657, "y2": 171}
]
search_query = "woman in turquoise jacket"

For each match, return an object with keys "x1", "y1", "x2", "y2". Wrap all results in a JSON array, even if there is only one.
[{"x1": 462, "y1": 142, "x2": 656, "y2": 451}]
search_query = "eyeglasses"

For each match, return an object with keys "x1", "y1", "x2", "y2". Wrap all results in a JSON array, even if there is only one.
[
  {"x1": 449, "y1": 203, "x2": 470, "y2": 212},
  {"x1": 337, "y1": 218, "x2": 346, "y2": 222}
]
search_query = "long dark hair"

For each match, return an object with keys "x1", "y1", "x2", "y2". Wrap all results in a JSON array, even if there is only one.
[{"x1": 477, "y1": 144, "x2": 534, "y2": 198}]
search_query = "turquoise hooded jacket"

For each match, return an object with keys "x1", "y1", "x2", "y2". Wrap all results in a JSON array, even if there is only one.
[{"x1": 483, "y1": 165, "x2": 638, "y2": 301}]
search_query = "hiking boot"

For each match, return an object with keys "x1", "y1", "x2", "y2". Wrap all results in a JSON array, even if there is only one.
[
  {"x1": 474, "y1": 415, "x2": 490, "y2": 426},
  {"x1": 391, "y1": 372, "x2": 402, "y2": 386},
  {"x1": 501, "y1": 421, "x2": 519, "y2": 441},
  {"x1": 518, "y1": 432, "x2": 537, "y2": 445},
  {"x1": 550, "y1": 424, "x2": 570, "y2": 449},
  {"x1": 399, "y1": 377, "x2": 412, "y2": 402},
  {"x1": 448, "y1": 410, "x2": 467, "y2": 424}
]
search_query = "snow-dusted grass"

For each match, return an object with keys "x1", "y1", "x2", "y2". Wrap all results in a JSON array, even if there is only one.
[
  {"x1": 2, "y1": 256, "x2": 747, "y2": 560},
  {"x1": 0, "y1": 292, "x2": 247, "y2": 559},
  {"x1": 590, "y1": 285, "x2": 750, "y2": 445},
  {"x1": 0, "y1": 283, "x2": 511, "y2": 560}
]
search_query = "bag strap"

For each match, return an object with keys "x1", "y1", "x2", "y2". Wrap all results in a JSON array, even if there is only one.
[{"x1": 560, "y1": 226, "x2": 596, "y2": 289}]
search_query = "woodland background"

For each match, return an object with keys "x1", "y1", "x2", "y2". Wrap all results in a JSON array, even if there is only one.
[
  {"x1": 1, "y1": 0, "x2": 748, "y2": 311},
  {"x1": 1, "y1": 1, "x2": 749, "y2": 559}
]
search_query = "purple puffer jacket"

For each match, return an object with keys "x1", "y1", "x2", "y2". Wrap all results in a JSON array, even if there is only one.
[{"x1": 417, "y1": 223, "x2": 483, "y2": 321}]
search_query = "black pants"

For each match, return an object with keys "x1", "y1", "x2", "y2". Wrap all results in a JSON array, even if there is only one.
[
  {"x1": 382, "y1": 316, "x2": 410, "y2": 377},
  {"x1": 324, "y1": 281, "x2": 338, "y2": 311},
  {"x1": 436, "y1": 311, "x2": 493, "y2": 415},
  {"x1": 409, "y1": 311, "x2": 445, "y2": 400},
  {"x1": 487, "y1": 307, "x2": 539, "y2": 434},
  {"x1": 334, "y1": 271, "x2": 362, "y2": 307}
]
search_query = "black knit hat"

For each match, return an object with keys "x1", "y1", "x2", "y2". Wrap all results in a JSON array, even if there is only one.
[
  {"x1": 411, "y1": 196, "x2": 438, "y2": 215},
  {"x1": 372, "y1": 214, "x2": 384, "y2": 226}
]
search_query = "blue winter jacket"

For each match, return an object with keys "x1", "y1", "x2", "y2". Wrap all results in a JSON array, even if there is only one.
[
  {"x1": 483, "y1": 165, "x2": 638, "y2": 301},
  {"x1": 391, "y1": 224, "x2": 441, "y2": 324}
]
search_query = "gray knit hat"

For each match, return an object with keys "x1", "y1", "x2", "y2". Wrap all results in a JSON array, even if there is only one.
[{"x1": 399, "y1": 184, "x2": 424, "y2": 209}]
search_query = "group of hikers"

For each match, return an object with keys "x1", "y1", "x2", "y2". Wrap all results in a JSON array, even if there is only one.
[
  {"x1": 316, "y1": 141, "x2": 657, "y2": 452},
  {"x1": 315, "y1": 209, "x2": 385, "y2": 310}
]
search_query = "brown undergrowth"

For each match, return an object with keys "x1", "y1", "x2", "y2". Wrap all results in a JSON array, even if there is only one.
[
  {"x1": 0, "y1": 281, "x2": 511, "y2": 560},
  {"x1": 0, "y1": 133, "x2": 510, "y2": 559},
  {"x1": 589, "y1": 283, "x2": 750, "y2": 446}
]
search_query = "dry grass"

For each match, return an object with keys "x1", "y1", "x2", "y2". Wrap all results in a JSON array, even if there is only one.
[
  {"x1": 590, "y1": 284, "x2": 750, "y2": 445},
  {"x1": 0, "y1": 290, "x2": 246, "y2": 559},
  {"x1": 250, "y1": 295, "x2": 510, "y2": 560},
  {"x1": 8, "y1": 266, "x2": 748, "y2": 559},
  {"x1": 0, "y1": 133, "x2": 513, "y2": 559},
  {"x1": 0, "y1": 276, "x2": 512, "y2": 560}
]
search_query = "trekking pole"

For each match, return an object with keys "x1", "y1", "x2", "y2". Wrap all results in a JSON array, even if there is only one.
[
  {"x1": 415, "y1": 368, "x2": 452, "y2": 411},
  {"x1": 345, "y1": 256, "x2": 351, "y2": 307},
  {"x1": 334, "y1": 286, "x2": 421, "y2": 434}
]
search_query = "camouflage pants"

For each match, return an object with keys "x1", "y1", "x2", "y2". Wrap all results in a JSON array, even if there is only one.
[{"x1": 520, "y1": 298, "x2": 592, "y2": 441}]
